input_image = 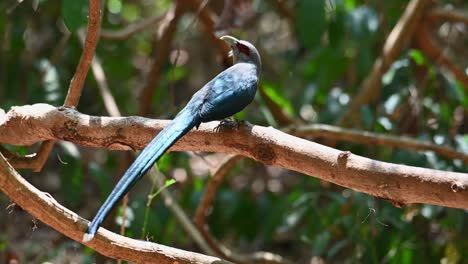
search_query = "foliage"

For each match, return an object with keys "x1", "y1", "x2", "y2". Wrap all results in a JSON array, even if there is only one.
[{"x1": 0, "y1": 0, "x2": 467, "y2": 263}]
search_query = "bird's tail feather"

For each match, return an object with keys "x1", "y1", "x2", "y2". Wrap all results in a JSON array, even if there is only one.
[{"x1": 83, "y1": 107, "x2": 199, "y2": 242}]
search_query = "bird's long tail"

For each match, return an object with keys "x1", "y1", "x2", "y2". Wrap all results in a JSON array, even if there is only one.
[{"x1": 83, "y1": 107, "x2": 199, "y2": 242}]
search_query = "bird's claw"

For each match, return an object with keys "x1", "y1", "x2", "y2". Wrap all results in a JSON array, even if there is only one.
[{"x1": 214, "y1": 119, "x2": 245, "y2": 132}]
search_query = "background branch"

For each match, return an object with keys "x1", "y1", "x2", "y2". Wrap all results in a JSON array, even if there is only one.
[
  {"x1": 415, "y1": 21, "x2": 468, "y2": 89},
  {"x1": 138, "y1": 2, "x2": 185, "y2": 116},
  {"x1": 100, "y1": 13, "x2": 165, "y2": 40},
  {"x1": 286, "y1": 124, "x2": 468, "y2": 163},
  {"x1": 337, "y1": 0, "x2": 432, "y2": 127},
  {"x1": 63, "y1": 0, "x2": 101, "y2": 107},
  {"x1": 427, "y1": 8, "x2": 468, "y2": 24}
]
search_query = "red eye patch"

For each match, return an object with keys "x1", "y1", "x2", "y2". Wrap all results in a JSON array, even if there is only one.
[{"x1": 236, "y1": 43, "x2": 250, "y2": 56}]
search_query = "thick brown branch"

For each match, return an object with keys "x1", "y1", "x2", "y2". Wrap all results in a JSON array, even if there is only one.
[
  {"x1": 0, "y1": 152, "x2": 230, "y2": 264},
  {"x1": 1, "y1": 104, "x2": 467, "y2": 209},
  {"x1": 287, "y1": 124, "x2": 468, "y2": 163},
  {"x1": 337, "y1": 0, "x2": 432, "y2": 127}
]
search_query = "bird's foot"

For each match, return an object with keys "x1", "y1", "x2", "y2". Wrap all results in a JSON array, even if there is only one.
[{"x1": 214, "y1": 118, "x2": 245, "y2": 132}]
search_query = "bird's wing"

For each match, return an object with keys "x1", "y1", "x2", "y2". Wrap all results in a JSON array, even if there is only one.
[{"x1": 198, "y1": 64, "x2": 258, "y2": 120}]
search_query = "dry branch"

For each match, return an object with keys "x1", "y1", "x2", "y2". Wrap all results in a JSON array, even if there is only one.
[
  {"x1": 0, "y1": 152, "x2": 230, "y2": 264},
  {"x1": 1, "y1": 104, "x2": 467, "y2": 209}
]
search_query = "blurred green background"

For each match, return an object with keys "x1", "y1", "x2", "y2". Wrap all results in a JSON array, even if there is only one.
[{"x1": 0, "y1": 0, "x2": 467, "y2": 263}]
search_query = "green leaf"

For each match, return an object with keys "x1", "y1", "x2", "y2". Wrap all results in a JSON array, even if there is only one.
[
  {"x1": 262, "y1": 83, "x2": 294, "y2": 115},
  {"x1": 62, "y1": 0, "x2": 88, "y2": 32},
  {"x1": 296, "y1": 0, "x2": 326, "y2": 49},
  {"x1": 408, "y1": 49, "x2": 426, "y2": 66}
]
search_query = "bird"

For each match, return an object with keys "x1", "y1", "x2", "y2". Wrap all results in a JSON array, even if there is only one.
[{"x1": 83, "y1": 35, "x2": 261, "y2": 242}]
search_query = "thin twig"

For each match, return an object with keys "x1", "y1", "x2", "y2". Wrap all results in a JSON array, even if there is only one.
[
  {"x1": 149, "y1": 166, "x2": 217, "y2": 256},
  {"x1": 101, "y1": 14, "x2": 165, "y2": 40}
]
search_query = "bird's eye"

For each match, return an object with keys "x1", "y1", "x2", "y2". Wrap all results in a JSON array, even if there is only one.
[{"x1": 236, "y1": 43, "x2": 250, "y2": 56}]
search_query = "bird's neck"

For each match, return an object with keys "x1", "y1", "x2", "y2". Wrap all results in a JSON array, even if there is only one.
[{"x1": 234, "y1": 60, "x2": 261, "y2": 75}]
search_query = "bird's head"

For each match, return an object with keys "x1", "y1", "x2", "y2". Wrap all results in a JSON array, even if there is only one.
[{"x1": 220, "y1": 35, "x2": 261, "y2": 72}]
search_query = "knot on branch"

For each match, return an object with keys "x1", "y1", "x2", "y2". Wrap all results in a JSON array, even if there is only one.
[
  {"x1": 451, "y1": 182, "x2": 465, "y2": 193},
  {"x1": 253, "y1": 143, "x2": 276, "y2": 165}
]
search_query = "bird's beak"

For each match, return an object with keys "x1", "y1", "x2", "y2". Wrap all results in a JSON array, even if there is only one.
[{"x1": 220, "y1": 35, "x2": 238, "y2": 47}]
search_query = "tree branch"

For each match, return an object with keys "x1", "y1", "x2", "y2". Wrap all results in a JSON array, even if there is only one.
[
  {"x1": 415, "y1": 21, "x2": 468, "y2": 89},
  {"x1": 337, "y1": 0, "x2": 432, "y2": 127},
  {"x1": 193, "y1": 154, "x2": 292, "y2": 264},
  {"x1": 138, "y1": 2, "x2": 185, "y2": 116},
  {"x1": 286, "y1": 124, "x2": 468, "y2": 163},
  {"x1": 64, "y1": 0, "x2": 101, "y2": 107},
  {"x1": 0, "y1": 152, "x2": 231, "y2": 264},
  {"x1": 1, "y1": 104, "x2": 467, "y2": 209},
  {"x1": 427, "y1": 8, "x2": 468, "y2": 24},
  {"x1": 2, "y1": 0, "x2": 102, "y2": 171},
  {"x1": 100, "y1": 13, "x2": 165, "y2": 40}
]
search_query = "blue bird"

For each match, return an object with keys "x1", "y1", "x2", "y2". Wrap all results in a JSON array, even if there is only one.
[{"x1": 83, "y1": 35, "x2": 261, "y2": 242}]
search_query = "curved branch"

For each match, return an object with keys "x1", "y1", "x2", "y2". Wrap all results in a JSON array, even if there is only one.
[
  {"x1": 286, "y1": 124, "x2": 468, "y2": 163},
  {"x1": 0, "y1": 152, "x2": 230, "y2": 264},
  {"x1": 1, "y1": 104, "x2": 467, "y2": 209}
]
